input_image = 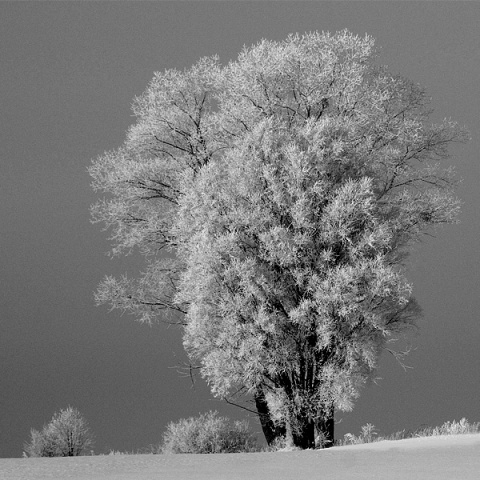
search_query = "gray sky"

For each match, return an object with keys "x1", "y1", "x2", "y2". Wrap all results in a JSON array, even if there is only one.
[{"x1": 1, "y1": 1, "x2": 479, "y2": 458}]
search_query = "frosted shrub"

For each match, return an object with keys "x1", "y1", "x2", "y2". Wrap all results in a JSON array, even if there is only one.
[
  {"x1": 417, "y1": 418, "x2": 480, "y2": 437},
  {"x1": 160, "y1": 411, "x2": 258, "y2": 454},
  {"x1": 341, "y1": 432, "x2": 359, "y2": 445},
  {"x1": 439, "y1": 418, "x2": 476, "y2": 435},
  {"x1": 23, "y1": 407, "x2": 94, "y2": 457},
  {"x1": 360, "y1": 423, "x2": 377, "y2": 443},
  {"x1": 341, "y1": 424, "x2": 377, "y2": 445}
]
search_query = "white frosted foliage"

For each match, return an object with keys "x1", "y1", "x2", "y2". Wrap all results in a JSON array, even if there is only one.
[{"x1": 90, "y1": 30, "x2": 467, "y2": 447}]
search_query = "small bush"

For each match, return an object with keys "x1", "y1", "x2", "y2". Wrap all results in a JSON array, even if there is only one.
[
  {"x1": 24, "y1": 406, "x2": 94, "y2": 457},
  {"x1": 340, "y1": 423, "x2": 377, "y2": 445},
  {"x1": 360, "y1": 423, "x2": 377, "y2": 443},
  {"x1": 160, "y1": 411, "x2": 258, "y2": 454}
]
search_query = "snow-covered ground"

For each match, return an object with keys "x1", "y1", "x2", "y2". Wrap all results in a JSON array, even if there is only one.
[{"x1": 2, "y1": 434, "x2": 479, "y2": 480}]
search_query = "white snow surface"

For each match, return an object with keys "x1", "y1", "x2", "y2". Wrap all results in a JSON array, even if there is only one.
[{"x1": 2, "y1": 434, "x2": 479, "y2": 480}]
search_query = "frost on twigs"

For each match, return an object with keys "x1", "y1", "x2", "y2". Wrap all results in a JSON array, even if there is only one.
[
  {"x1": 90, "y1": 30, "x2": 468, "y2": 448},
  {"x1": 160, "y1": 411, "x2": 258, "y2": 454},
  {"x1": 23, "y1": 407, "x2": 94, "y2": 457}
]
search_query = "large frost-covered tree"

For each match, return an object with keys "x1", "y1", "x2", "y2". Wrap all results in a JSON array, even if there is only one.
[{"x1": 90, "y1": 31, "x2": 467, "y2": 449}]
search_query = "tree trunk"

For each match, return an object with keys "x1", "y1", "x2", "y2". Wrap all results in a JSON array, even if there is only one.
[
  {"x1": 316, "y1": 405, "x2": 334, "y2": 448},
  {"x1": 254, "y1": 384, "x2": 334, "y2": 449},
  {"x1": 254, "y1": 389, "x2": 286, "y2": 445},
  {"x1": 284, "y1": 404, "x2": 334, "y2": 449},
  {"x1": 285, "y1": 417, "x2": 316, "y2": 449}
]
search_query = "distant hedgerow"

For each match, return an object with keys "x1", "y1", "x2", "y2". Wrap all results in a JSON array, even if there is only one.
[
  {"x1": 338, "y1": 418, "x2": 480, "y2": 446},
  {"x1": 415, "y1": 418, "x2": 480, "y2": 437},
  {"x1": 160, "y1": 411, "x2": 258, "y2": 454}
]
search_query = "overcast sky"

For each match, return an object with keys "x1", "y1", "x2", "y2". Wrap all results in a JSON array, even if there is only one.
[{"x1": 1, "y1": 1, "x2": 479, "y2": 458}]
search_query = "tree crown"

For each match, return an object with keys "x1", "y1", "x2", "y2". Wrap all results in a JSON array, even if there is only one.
[{"x1": 90, "y1": 30, "x2": 467, "y2": 441}]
